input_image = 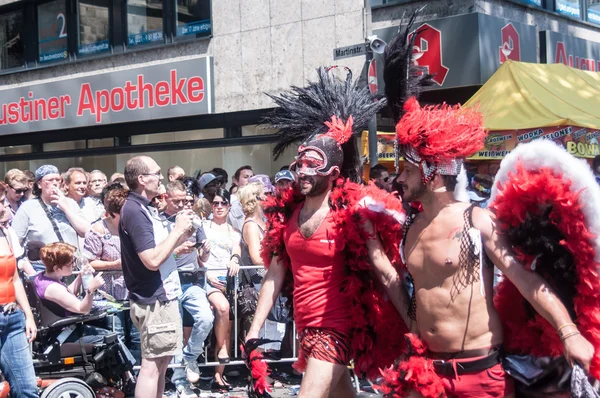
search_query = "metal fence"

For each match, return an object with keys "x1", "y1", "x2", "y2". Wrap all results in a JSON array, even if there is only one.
[{"x1": 92, "y1": 265, "x2": 298, "y2": 369}]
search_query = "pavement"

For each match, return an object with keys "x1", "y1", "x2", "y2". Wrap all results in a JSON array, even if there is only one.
[{"x1": 161, "y1": 364, "x2": 380, "y2": 398}]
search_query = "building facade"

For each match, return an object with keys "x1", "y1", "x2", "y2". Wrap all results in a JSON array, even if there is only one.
[{"x1": 0, "y1": 0, "x2": 597, "y2": 177}]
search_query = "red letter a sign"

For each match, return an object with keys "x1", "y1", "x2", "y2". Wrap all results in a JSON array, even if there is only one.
[{"x1": 408, "y1": 24, "x2": 449, "y2": 86}]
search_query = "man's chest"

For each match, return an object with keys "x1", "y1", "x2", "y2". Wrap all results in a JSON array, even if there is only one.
[
  {"x1": 404, "y1": 220, "x2": 468, "y2": 279},
  {"x1": 298, "y1": 209, "x2": 329, "y2": 239}
]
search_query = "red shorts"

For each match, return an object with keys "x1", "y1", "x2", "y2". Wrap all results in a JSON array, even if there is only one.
[
  {"x1": 294, "y1": 328, "x2": 353, "y2": 372},
  {"x1": 436, "y1": 357, "x2": 514, "y2": 398}
]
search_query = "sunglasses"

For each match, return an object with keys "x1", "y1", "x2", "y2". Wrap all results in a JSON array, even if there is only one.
[
  {"x1": 153, "y1": 194, "x2": 167, "y2": 201},
  {"x1": 212, "y1": 201, "x2": 229, "y2": 208},
  {"x1": 171, "y1": 198, "x2": 194, "y2": 206},
  {"x1": 10, "y1": 186, "x2": 29, "y2": 194}
]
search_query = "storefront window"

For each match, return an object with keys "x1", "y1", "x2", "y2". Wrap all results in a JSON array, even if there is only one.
[
  {"x1": 127, "y1": 0, "x2": 164, "y2": 47},
  {"x1": 0, "y1": 10, "x2": 24, "y2": 70},
  {"x1": 589, "y1": 0, "x2": 600, "y2": 24},
  {"x1": 38, "y1": 0, "x2": 69, "y2": 63},
  {"x1": 555, "y1": 0, "x2": 581, "y2": 18},
  {"x1": 370, "y1": 0, "x2": 406, "y2": 7},
  {"x1": 175, "y1": 0, "x2": 211, "y2": 37},
  {"x1": 78, "y1": 0, "x2": 111, "y2": 56}
]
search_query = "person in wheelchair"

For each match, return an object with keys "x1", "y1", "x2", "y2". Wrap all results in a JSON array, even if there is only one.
[{"x1": 34, "y1": 242, "x2": 108, "y2": 344}]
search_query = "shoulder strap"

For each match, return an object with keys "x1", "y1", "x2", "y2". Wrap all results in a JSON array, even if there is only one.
[
  {"x1": 243, "y1": 219, "x2": 265, "y2": 234},
  {"x1": 37, "y1": 198, "x2": 65, "y2": 243}
]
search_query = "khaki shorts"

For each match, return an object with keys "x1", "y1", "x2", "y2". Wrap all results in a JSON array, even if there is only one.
[{"x1": 130, "y1": 299, "x2": 182, "y2": 359}]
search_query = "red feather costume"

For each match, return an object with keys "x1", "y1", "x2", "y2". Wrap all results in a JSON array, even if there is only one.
[
  {"x1": 490, "y1": 140, "x2": 600, "y2": 381},
  {"x1": 243, "y1": 65, "x2": 416, "y2": 395},
  {"x1": 260, "y1": 179, "x2": 408, "y2": 379}
]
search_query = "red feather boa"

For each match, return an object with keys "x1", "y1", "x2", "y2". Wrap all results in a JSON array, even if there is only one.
[
  {"x1": 492, "y1": 164, "x2": 600, "y2": 380},
  {"x1": 375, "y1": 334, "x2": 446, "y2": 398},
  {"x1": 260, "y1": 179, "x2": 408, "y2": 379}
]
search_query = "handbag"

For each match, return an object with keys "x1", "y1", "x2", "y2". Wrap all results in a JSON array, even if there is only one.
[
  {"x1": 267, "y1": 293, "x2": 290, "y2": 323},
  {"x1": 237, "y1": 283, "x2": 259, "y2": 317},
  {"x1": 503, "y1": 354, "x2": 571, "y2": 396}
]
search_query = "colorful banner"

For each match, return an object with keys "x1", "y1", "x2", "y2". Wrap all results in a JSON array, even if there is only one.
[
  {"x1": 363, "y1": 126, "x2": 600, "y2": 162},
  {"x1": 471, "y1": 126, "x2": 600, "y2": 159}
]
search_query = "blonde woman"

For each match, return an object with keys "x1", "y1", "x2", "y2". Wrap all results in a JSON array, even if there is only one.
[{"x1": 238, "y1": 179, "x2": 285, "y2": 351}]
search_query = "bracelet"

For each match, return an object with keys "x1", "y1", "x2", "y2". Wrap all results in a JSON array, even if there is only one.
[
  {"x1": 561, "y1": 330, "x2": 581, "y2": 341},
  {"x1": 557, "y1": 322, "x2": 577, "y2": 336},
  {"x1": 230, "y1": 254, "x2": 241, "y2": 263}
]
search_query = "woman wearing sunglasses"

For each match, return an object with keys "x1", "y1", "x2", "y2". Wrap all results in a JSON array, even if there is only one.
[
  {"x1": 3, "y1": 170, "x2": 30, "y2": 226},
  {"x1": 200, "y1": 188, "x2": 241, "y2": 392}
]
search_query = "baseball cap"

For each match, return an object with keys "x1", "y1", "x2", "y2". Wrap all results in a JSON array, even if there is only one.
[
  {"x1": 249, "y1": 174, "x2": 275, "y2": 193},
  {"x1": 274, "y1": 170, "x2": 295, "y2": 183},
  {"x1": 198, "y1": 173, "x2": 222, "y2": 191}
]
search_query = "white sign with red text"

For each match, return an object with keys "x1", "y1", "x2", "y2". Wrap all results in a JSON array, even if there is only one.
[{"x1": 0, "y1": 57, "x2": 213, "y2": 135}]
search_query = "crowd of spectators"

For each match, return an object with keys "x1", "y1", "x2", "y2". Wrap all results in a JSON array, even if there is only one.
[{"x1": 0, "y1": 157, "x2": 499, "y2": 398}]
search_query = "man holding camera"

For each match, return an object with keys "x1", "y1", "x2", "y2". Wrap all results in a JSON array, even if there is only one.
[
  {"x1": 162, "y1": 180, "x2": 213, "y2": 398},
  {"x1": 120, "y1": 156, "x2": 195, "y2": 398}
]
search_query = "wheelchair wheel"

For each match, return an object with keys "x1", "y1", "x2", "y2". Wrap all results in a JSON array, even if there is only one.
[{"x1": 40, "y1": 377, "x2": 95, "y2": 398}]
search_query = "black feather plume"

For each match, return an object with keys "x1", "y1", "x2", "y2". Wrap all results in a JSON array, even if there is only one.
[
  {"x1": 264, "y1": 67, "x2": 384, "y2": 161},
  {"x1": 383, "y1": 9, "x2": 434, "y2": 123}
]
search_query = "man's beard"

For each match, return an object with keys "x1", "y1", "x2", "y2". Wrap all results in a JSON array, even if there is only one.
[
  {"x1": 401, "y1": 182, "x2": 427, "y2": 202},
  {"x1": 299, "y1": 176, "x2": 330, "y2": 197}
]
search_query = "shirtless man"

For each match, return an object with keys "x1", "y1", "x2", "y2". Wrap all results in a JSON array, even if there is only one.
[{"x1": 395, "y1": 99, "x2": 594, "y2": 397}]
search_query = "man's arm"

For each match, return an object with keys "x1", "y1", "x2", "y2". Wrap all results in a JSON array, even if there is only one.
[
  {"x1": 246, "y1": 257, "x2": 287, "y2": 341},
  {"x1": 138, "y1": 210, "x2": 194, "y2": 271},
  {"x1": 362, "y1": 218, "x2": 413, "y2": 329},
  {"x1": 474, "y1": 208, "x2": 595, "y2": 372},
  {"x1": 55, "y1": 196, "x2": 91, "y2": 237}
]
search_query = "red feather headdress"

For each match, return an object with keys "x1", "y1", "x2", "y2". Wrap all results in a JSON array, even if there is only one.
[{"x1": 395, "y1": 97, "x2": 487, "y2": 183}]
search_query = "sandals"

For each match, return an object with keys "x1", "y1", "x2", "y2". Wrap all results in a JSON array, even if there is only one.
[
  {"x1": 217, "y1": 355, "x2": 230, "y2": 364},
  {"x1": 211, "y1": 379, "x2": 233, "y2": 392}
]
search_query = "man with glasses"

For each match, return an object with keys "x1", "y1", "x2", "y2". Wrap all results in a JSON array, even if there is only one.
[
  {"x1": 87, "y1": 170, "x2": 108, "y2": 218},
  {"x1": 162, "y1": 180, "x2": 213, "y2": 398},
  {"x1": 369, "y1": 164, "x2": 390, "y2": 191},
  {"x1": 3, "y1": 169, "x2": 30, "y2": 225},
  {"x1": 120, "y1": 156, "x2": 195, "y2": 398},
  {"x1": 13, "y1": 165, "x2": 92, "y2": 272}
]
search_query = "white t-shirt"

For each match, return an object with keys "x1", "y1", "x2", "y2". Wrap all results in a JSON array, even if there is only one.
[
  {"x1": 202, "y1": 220, "x2": 240, "y2": 279},
  {"x1": 12, "y1": 198, "x2": 84, "y2": 248}
]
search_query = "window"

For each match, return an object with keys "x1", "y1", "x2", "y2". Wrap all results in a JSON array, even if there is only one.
[
  {"x1": 513, "y1": 0, "x2": 544, "y2": 7},
  {"x1": 555, "y1": 0, "x2": 581, "y2": 18},
  {"x1": 0, "y1": 10, "x2": 24, "y2": 70},
  {"x1": 589, "y1": 0, "x2": 600, "y2": 24},
  {"x1": 78, "y1": 0, "x2": 111, "y2": 56},
  {"x1": 127, "y1": 0, "x2": 164, "y2": 47},
  {"x1": 38, "y1": 0, "x2": 69, "y2": 63},
  {"x1": 175, "y1": 0, "x2": 211, "y2": 37}
]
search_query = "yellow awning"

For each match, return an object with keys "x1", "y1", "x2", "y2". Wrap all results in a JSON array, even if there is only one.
[{"x1": 464, "y1": 60, "x2": 600, "y2": 131}]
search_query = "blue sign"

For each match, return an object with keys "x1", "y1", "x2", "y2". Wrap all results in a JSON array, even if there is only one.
[
  {"x1": 177, "y1": 19, "x2": 211, "y2": 37},
  {"x1": 589, "y1": 8, "x2": 600, "y2": 25},
  {"x1": 513, "y1": 0, "x2": 542, "y2": 7},
  {"x1": 79, "y1": 40, "x2": 110, "y2": 56},
  {"x1": 556, "y1": 0, "x2": 581, "y2": 18},
  {"x1": 39, "y1": 48, "x2": 67, "y2": 63},
  {"x1": 128, "y1": 29, "x2": 163, "y2": 47}
]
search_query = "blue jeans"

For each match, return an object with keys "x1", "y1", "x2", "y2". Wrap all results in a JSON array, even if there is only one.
[
  {"x1": 0, "y1": 310, "x2": 38, "y2": 397},
  {"x1": 172, "y1": 283, "x2": 214, "y2": 387},
  {"x1": 102, "y1": 310, "x2": 141, "y2": 365}
]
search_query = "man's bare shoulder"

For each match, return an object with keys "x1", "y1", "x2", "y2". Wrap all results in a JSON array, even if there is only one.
[{"x1": 470, "y1": 206, "x2": 496, "y2": 236}]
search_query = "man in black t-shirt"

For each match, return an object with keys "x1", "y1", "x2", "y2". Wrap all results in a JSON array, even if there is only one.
[{"x1": 120, "y1": 156, "x2": 194, "y2": 398}]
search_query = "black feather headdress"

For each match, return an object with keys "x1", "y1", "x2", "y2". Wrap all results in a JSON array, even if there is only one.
[
  {"x1": 383, "y1": 9, "x2": 434, "y2": 123},
  {"x1": 264, "y1": 67, "x2": 384, "y2": 182}
]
